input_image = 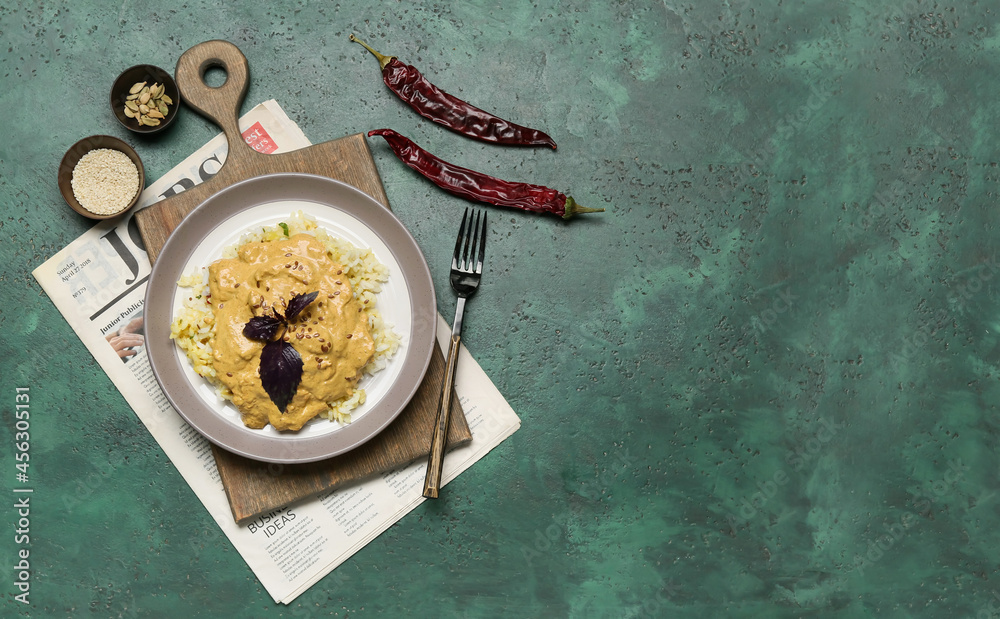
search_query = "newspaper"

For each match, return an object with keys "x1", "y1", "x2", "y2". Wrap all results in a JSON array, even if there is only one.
[{"x1": 32, "y1": 100, "x2": 520, "y2": 604}]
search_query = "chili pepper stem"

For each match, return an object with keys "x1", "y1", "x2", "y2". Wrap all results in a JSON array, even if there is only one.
[
  {"x1": 563, "y1": 196, "x2": 605, "y2": 219},
  {"x1": 349, "y1": 34, "x2": 395, "y2": 71}
]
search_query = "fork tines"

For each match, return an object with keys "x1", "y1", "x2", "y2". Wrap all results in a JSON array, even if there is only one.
[{"x1": 454, "y1": 208, "x2": 487, "y2": 274}]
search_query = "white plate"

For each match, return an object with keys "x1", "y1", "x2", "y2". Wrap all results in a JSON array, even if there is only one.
[{"x1": 145, "y1": 173, "x2": 436, "y2": 463}]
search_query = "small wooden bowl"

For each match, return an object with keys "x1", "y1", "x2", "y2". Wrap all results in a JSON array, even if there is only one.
[
  {"x1": 58, "y1": 135, "x2": 145, "y2": 220},
  {"x1": 110, "y1": 64, "x2": 181, "y2": 134}
]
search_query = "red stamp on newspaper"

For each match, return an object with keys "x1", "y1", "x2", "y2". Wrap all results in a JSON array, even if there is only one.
[{"x1": 242, "y1": 122, "x2": 277, "y2": 154}]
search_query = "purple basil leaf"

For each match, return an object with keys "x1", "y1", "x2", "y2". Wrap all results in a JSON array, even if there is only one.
[
  {"x1": 259, "y1": 339, "x2": 303, "y2": 413},
  {"x1": 243, "y1": 315, "x2": 283, "y2": 341},
  {"x1": 285, "y1": 291, "x2": 318, "y2": 322}
]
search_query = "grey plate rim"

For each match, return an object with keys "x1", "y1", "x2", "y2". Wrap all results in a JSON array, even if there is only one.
[{"x1": 144, "y1": 173, "x2": 436, "y2": 464}]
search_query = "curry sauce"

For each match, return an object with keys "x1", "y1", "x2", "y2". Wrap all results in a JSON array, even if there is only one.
[{"x1": 207, "y1": 233, "x2": 375, "y2": 431}]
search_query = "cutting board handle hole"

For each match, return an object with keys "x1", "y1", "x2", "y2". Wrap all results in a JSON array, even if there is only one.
[{"x1": 201, "y1": 63, "x2": 229, "y2": 89}]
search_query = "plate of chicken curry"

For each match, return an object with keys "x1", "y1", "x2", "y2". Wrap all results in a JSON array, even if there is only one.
[{"x1": 145, "y1": 173, "x2": 436, "y2": 463}]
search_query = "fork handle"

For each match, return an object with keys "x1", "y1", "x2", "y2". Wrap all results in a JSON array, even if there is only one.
[{"x1": 422, "y1": 334, "x2": 461, "y2": 498}]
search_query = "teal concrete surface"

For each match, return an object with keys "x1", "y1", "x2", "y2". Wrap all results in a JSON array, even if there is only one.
[{"x1": 3, "y1": 0, "x2": 1000, "y2": 617}]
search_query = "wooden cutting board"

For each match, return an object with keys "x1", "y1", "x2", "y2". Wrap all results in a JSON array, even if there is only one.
[{"x1": 135, "y1": 40, "x2": 471, "y2": 524}]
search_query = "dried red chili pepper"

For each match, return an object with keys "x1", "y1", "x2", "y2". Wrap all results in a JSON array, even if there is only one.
[
  {"x1": 351, "y1": 35, "x2": 557, "y2": 150},
  {"x1": 368, "y1": 129, "x2": 603, "y2": 219}
]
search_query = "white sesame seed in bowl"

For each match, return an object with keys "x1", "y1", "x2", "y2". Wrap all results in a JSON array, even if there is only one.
[{"x1": 58, "y1": 135, "x2": 146, "y2": 220}]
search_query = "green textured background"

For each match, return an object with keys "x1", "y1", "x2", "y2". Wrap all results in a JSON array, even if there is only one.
[{"x1": 3, "y1": 1, "x2": 999, "y2": 617}]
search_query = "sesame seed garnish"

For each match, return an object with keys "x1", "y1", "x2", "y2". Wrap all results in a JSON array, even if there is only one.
[{"x1": 70, "y1": 148, "x2": 140, "y2": 215}]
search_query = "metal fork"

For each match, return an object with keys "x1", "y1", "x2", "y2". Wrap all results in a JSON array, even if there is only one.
[{"x1": 423, "y1": 208, "x2": 487, "y2": 498}]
